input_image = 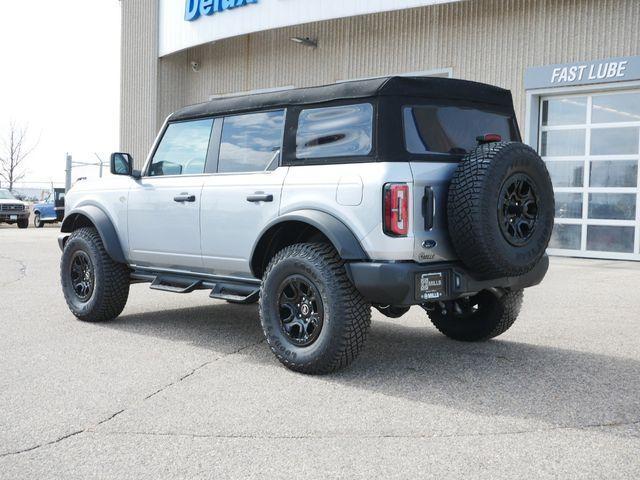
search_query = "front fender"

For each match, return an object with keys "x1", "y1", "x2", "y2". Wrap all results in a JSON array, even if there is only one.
[{"x1": 60, "y1": 205, "x2": 126, "y2": 264}]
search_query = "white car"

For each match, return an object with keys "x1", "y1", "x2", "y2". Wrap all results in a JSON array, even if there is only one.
[
  {"x1": 0, "y1": 188, "x2": 30, "y2": 229},
  {"x1": 58, "y1": 77, "x2": 555, "y2": 374}
]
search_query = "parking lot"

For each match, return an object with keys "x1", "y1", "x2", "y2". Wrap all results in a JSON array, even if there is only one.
[{"x1": 1, "y1": 225, "x2": 639, "y2": 479}]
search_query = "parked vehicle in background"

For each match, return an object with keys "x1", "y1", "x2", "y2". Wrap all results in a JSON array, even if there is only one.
[
  {"x1": 32, "y1": 188, "x2": 66, "y2": 228},
  {"x1": 58, "y1": 77, "x2": 555, "y2": 374},
  {"x1": 0, "y1": 188, "x2": 30, "y2": 229}
]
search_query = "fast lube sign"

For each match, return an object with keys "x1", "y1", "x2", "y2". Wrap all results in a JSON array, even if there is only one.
[{"x1": 185, "y1": 0, "x2": 258, "y2": 21}]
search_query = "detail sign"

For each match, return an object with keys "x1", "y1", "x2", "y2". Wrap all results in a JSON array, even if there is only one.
[
  {"x1": 525, "y1": 56, "x2": 640, "y2": 90},
  {"x1": 185, "y1": 0, "x2": 258, "y2": 22}
]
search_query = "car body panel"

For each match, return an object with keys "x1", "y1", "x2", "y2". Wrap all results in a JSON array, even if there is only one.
[
  {"x1": 200, "y1": 167, "x2": 289, "y2": 277},
  {"x1": 280, "y1": 162, "x2": 415, "y2": 261},
  {"x1": 127, "y1": 175, "x2": 204, "y2": 270}
]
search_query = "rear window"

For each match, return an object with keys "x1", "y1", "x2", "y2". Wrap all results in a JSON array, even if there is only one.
[
  {"x1": 296, "y1": 103, "x2": 373, "y2": 159},
  {"x1": 403, "y1": 106, "x2": 517, "y2": 156}
]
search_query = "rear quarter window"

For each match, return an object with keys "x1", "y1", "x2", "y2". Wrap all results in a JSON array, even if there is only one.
[
  {"x1": 403, "y1": 106, "x2": 518, "y2": 156},
  {"x1": 296, "y1": 103, "x2": 373, "y2": 159}
]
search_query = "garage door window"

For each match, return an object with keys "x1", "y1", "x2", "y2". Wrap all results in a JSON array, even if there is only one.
[{"x1": 540, "y1": 90, "x2": 640, "y2": 259}]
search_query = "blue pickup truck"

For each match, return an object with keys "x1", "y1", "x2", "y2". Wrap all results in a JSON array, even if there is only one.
[{"x1": 32, "y1": 188, "x2": 65, "y2": 228}]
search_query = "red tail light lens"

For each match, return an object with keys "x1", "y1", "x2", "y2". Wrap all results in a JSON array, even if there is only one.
[{"x1": 383, "y1": 183, "x2": 409, "y2": 237}]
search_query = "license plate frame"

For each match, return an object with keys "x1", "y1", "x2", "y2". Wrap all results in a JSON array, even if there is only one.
[{"x1": 417, "y1": 271, "x2": 447, "y2": 301}]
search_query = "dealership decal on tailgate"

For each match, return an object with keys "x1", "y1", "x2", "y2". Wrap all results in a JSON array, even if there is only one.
[{"x1": 419, "y1": 272, "x2": 446, "y2": 301}]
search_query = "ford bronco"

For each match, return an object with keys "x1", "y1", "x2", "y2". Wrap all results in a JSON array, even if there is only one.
[{"x1": 59, "y1": 77, "x2": 554, "y2": 374}]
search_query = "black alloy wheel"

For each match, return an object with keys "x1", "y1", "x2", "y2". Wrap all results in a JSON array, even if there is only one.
[
  {"x1": 447, "y1": 141, "x2": 554, "y2": 279},
  {"x1": 498, "y1": 173, "x2": 539, "y2": 246},
  {"x1": 70, "y1": 250, "x2": 95, "y2": 301},
  {"x1": 60, "y1": 227, "x2": 130, "y2": 322},
  {"x1": 259, "y1": 243, "x2": 372, "y2": 374},
  {"x1": 278, "y1": 275, "x2": 324, "y2": 347}
]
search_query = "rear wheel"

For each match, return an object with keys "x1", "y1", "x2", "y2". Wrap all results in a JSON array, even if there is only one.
[
  {"x1": 424, "y1": 289, "x2": 523, "y2": 342},
  {"x1": 60, "y1": 227, "x2": 130, "y2": 322},
  {"x1": 259, "y1": 243, "x2": 371, "y2": 374},
  {"x1": 34, "y1": 213, "x2": 44, "y2": 228}
]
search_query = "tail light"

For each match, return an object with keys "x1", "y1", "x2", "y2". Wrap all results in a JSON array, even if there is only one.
[{"x1": 383, "y1": 183, "x2": 409, "y2": 237}]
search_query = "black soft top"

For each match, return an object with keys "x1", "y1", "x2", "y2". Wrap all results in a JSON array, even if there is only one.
[{"x1": 169, "y1": 76, "x2": 514, "y2": 121}]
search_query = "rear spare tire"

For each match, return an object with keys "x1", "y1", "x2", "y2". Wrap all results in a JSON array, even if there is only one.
[{"x1": 447, "y1": 142, "x2": 554, "y2": 279}]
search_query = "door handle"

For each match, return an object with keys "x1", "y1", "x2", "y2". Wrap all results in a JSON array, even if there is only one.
[
  {"x1": 247, "y1": 193, "x2": 274, "y2": 203},
  {"x1": 174, "y1": 194, "x2": 196, "y2": 203}
]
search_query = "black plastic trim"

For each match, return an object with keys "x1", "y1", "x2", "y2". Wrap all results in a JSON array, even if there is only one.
[
  {"x1": 250, "y1": 209, "x2": 368, "y2": 277},
  {"x1": 59, "y1": 206, "x2": 126, "y2": 264},
  {"x1": 346, "y1": 255, "x2": 549, "y2": 307}
]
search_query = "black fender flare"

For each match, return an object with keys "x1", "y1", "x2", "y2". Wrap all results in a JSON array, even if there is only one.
[
  {"x1": 60, "y1": 205, "x2": 127, "y2": 264},
  {"x1": 250, "y1": 209, "x2": 368, "y2": 277}
]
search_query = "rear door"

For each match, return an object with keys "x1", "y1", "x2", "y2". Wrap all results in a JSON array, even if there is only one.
[
  {"x1": 403, "y1": 104, "x2": 520, "y2": 263},
  {"x1": 128, "y1": 118, "x2": 214, "y2": 270},
  {"x1": 200, "y1": 110, "x2": 287, "y2": 277}
]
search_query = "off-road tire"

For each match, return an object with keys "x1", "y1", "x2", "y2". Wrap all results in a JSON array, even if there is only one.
[
  {"x1": 17, "y1": 218, "x2": 29, "y2": 229},
  {"x1": 448, "y1": 142, "x2": 554, "y2": 279},
  {"x1": 259, "y1": 243, "x2": 371, "y2": 374},
  {"x1": 60, "y1": 227, "x2": 130, "y2": 322},
  {"x1": 426, "y1": 289, "x2": 523, "y2": 342},
  {"x1": 34, "y1": 213, "x2": 44, "y2": 228}
]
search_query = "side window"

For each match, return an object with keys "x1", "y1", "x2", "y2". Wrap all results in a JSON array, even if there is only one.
[
  {"x1": 149, "y1": 119, "x2": 213, "y2": 176},
  {"x1": 218, "y1": 110, "x2": 285, "y2": 173},
  {"x1": 296, "y1": 103, "x2": 373, "y2": 159}
]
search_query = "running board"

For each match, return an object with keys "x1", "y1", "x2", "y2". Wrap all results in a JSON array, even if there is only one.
[
  {"x1": 210, "y1": 283, "x2": 260, "y2": 304},
  {"x1": 131, "y1": 270, "x2": 260, "y2": 303},
  {"x1": 150, "y1": 275, "x2": 202, "y2": 294}
]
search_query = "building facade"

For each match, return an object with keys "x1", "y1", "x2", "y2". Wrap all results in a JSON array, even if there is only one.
[{"x1": 121, "y1": 0, "x2": 640, "y2": 260}]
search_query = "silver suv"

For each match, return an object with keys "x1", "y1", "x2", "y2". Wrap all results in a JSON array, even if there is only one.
[{"x1": 59, "y1": 77, "x2": 554, "y2": 374}]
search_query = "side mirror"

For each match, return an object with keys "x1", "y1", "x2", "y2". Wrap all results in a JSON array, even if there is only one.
[{"x1": 110, "y1": 152, "x2": 139, "y2": 177}]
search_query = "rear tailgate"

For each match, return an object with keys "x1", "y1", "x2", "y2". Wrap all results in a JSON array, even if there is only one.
[{"x1": 410, "y1": 162, "x2": 458, "y2": 263}]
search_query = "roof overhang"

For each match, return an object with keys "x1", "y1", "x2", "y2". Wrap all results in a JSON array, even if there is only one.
[{"x1": 159, "y1": 0, "x2": 463, "y2": 57}]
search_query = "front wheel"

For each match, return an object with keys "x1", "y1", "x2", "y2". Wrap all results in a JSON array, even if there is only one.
[
  {"x1": 60, "y1": 227, "x2": 130, "y2": 322},
  {"x1": 259, "y1": 243, "x2": 371, "y2": 374},
  {"x1": 17, "y1": 218, "x2": 29, "y2": 229},
  {"x1": 424, "y1": 289, "x2": 523, "y2": 342}
]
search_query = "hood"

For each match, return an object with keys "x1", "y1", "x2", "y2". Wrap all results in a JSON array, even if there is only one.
[{"x1": 0, "y1": 198, "x2": 28, "y2": 206}]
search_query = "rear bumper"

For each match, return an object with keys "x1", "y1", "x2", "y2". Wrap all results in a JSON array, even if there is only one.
[{"x1": 346, "y1": 254, "x2": 549, "y2": 306}]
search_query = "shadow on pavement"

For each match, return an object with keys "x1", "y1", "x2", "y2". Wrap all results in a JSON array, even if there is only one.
[{"x1": 107, "y1": 303, "x2": 640, "y2": 429}]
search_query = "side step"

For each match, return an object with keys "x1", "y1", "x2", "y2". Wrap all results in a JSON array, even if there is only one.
[
  {"x1": 210, "y1": 283, "x2": 260, "y2": 304},
  {"x1": 131, "y1": 270, "x2": 260, "y2": 304},
  {"x1": 150, "y1": 275, "x2": 202, "y2": 294}
]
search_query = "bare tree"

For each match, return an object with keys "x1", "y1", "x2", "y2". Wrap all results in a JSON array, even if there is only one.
[{"x1": 0, "y1": 121, "x2": 38, "y2": 191}]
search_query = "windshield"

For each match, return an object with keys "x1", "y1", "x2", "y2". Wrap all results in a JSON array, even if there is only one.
[
  {"x1": 403, "y1": 105, "x2": 518, "y2": 156},
  {"x1": 0, "y1": 189, "x2": 17, "y2": 200}
]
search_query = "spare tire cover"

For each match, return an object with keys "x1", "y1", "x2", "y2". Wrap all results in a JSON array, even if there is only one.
[{"x1": 447, "y1": 142, "x2": 554, "y2": 280}]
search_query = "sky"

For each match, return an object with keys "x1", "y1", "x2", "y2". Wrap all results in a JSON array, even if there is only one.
[{"x1": 0, "y1": 0, "x2": 121, "y2": 189}]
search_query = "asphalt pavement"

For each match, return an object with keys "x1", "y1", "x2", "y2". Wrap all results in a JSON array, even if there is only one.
[{"x1": 1, "y1": 225, "x2": 639, "y2": 479}]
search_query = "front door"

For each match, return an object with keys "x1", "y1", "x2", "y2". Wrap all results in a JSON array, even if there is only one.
[
  {"x1": 200, "y1": 109, "x2": 287, "y2": 277},
  {"x1": 127, "y1": 118, "x2": 215, "y2": 270}
]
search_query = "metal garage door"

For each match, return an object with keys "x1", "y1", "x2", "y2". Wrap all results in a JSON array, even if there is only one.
[{"x1": 540, "y1": 89, "x2": 640, "y2": 260}]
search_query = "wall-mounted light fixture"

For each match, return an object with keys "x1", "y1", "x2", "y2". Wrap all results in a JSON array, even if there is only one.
[
  {"x1": 191, "y1": 61, "x2": 201, "y2": 72},
  {"x1": 290, "y1": 37, "x2": 318, "y2": 48}
]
